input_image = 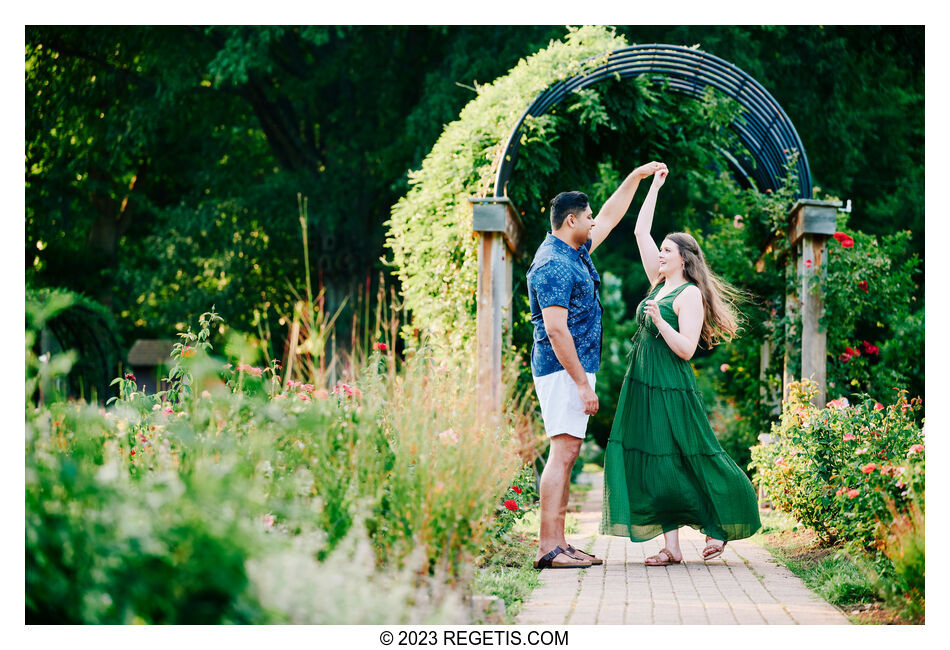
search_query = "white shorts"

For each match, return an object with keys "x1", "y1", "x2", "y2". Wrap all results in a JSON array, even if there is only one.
[{"x1": 533, "y1": 370, "x2": 597, "y2": 439}]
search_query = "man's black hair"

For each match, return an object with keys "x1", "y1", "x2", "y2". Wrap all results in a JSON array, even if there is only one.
[{"x1": 549, "y1": 191, "x2": 589, "y2": 231}]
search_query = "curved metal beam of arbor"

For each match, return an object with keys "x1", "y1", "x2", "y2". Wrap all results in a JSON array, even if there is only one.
[{"x1": 494, "y1": 43, "x2": 812, "y2": 199}]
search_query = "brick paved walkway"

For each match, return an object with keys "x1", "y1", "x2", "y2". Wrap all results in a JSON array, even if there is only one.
[{"x1": 516, "y1": 471, "x2": 850, "y2": 625}]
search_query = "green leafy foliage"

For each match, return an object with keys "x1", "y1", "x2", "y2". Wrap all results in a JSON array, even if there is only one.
[
  {"x1": 749, "y1": 379, "x2": 924, "y2": 620},
  {"x1": 26, "y1": 311, "x2": 523, "y2": 623},
  {"x1": 26, "y1": 287, "x2": 121, "y2": 403},
  {"x1": 489, "y1": 464, "x2": 539, "y2": 540},
  {"x1": 692, "y1": 167, "x2": 922, "y2": 471},
  {"x1": 387, "y1": 26, "x2": 628, "y2": 356}
]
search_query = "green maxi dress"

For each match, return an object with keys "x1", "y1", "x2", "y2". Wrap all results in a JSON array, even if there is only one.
[{"x1": 600, "y1": 281, "x2": 761, "y2": 543}]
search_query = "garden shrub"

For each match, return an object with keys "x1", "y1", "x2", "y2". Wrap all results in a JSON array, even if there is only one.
[
  {"x1": 871, "y1": 492, "x2": 924, "y2": 621},
  {"x1": 26, "y1": 287, "x2": 122, "y2": 405},
  {"x1": 696, "y1": 163, "x2": 923, "y2": 469},
  {"x1": 750, "y1": 379, "x2": 924, "y2": 619}
]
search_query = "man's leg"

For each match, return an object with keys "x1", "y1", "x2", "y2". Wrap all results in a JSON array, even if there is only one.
[
  {"x1": 556, "y1": 466, "x2": 572, "y2": 547},
  {"x1": 536, "y1": 433, "x2": 585, "y2": 565},
  {"x1": 555, "y1": 446, "x2": 600, "y2": 563}
]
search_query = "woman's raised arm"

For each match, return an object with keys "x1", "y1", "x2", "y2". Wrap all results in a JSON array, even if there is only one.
[{"x1": 633, "y1": 169, "x2": 668, "y2": 284}]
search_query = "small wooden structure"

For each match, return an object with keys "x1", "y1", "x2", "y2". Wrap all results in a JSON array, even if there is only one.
[
  {"x1": 127, "y1": 339, "x2": 176, "y2": 393},
  {"x1": 758, "y1": 199, "x2": 842, "y2": 407},
  {"x1": 469, "y1": 197, "x2": 524, "y2": 427}
]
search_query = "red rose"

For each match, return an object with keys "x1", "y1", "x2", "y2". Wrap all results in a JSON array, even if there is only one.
[
  {"x1": 833, "y1": 232, "x2": 855, "y2": 248},
  {"x1": 504, "y1": 500, "x2": 519, "y2": 511},
  {"x1": 511, "y1": 486, "x2": 522, "y2": 494},
  {"x1": 124, "y1": 372, "x2": 136, "y2": 381},
  {"x1": 373, "y1": 342, "x2": 388, "y2": 352},
  {"x1": 858, "y1": 280, "x2": 868, "y2": 292},
  {"x1": 839, "y1": 352, "x2": 851, "y2": 363},
  {"x1": 130, "y1": 450, "x2": 136, "y2": 456}
]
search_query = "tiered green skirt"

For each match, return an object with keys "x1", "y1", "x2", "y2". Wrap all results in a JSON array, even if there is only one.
[{"x1": 600, "y1": 321, "x2": 761, "y2": 542}]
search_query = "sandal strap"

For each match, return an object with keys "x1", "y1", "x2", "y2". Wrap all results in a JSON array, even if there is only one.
[
  {"x1": 537, "y1": 545, "x2": 573, "y2": 568},
  {"x1": 540, "y1": 545, "x2": 567, "y2": 564},
  {"x1": 703, "y1": 540, "x2": 726, "y2": 554},
  {"x1": 567, "y1": 544, "x2": 597, "y2": 558},
  {"x1": 647, "y1": 548, "x2": 674, "y2": 563}
]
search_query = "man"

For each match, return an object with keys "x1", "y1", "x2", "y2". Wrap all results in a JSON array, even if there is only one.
[{"x1": 528, "y1": 161, "x2": 667, "y2": 569}]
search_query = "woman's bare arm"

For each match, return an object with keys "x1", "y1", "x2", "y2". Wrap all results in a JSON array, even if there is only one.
[{"x1": 633, "y1": 170, "x2": 668, "y2": 284}]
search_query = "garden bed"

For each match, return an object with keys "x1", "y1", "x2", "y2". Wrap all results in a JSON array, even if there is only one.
[{"x1": 751, "y1": 510, "x2": 912, "y2": 625}]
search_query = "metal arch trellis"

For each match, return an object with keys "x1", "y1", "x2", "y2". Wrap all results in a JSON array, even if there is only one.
[{"x1": 493, "y1": 43, "x2": 812, "y2": 200}]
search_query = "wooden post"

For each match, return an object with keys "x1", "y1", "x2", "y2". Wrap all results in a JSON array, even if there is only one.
[
  {"x1": 786, "y1": 199, "x2": 841, "y2": 407},
  {"x1": 470, "y1": 197, "x2": 524, "y2": 428},
  {"x1": 782, "y1": 240, "x2": 799, "y2": 402}
]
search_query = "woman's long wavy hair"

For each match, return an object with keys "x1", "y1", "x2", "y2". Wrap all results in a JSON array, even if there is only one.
[{"x1": 650, "y1": 231, "x2": 747, "y2": 348}]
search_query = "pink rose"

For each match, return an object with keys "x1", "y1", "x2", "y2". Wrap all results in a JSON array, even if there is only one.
[{"x1": 438, "y1": 428, "x2": 459, "y2": 444}]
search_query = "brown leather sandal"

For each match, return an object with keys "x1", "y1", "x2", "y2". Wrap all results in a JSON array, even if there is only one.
[
  {"x1": 567, "y1": 544, "x2": 603, "y2": 566},
  {"x1": 702, "y1": 536, "x2": 727, "y2": 561},
  {"x1": 645, "y1": 548, "x2": 682, "y2": 566}
]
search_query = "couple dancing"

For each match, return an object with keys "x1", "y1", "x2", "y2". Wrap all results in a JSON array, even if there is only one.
[{"x1": 527, "y1": 161, "x2": 761, "y2": 569}]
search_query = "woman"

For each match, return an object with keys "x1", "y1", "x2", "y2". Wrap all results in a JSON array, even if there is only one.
[{"x1": 599, "y1": 167, "x2": 761, "y2": 565}]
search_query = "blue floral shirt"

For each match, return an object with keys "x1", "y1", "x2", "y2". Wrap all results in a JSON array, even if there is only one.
[{"x1": 526, "y1": 233, "x2": 603, "y2": 377}]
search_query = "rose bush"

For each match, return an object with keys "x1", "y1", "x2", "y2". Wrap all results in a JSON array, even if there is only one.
[{"x1": 750, "y1": 379, "x2": 924, "y2": 619}]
